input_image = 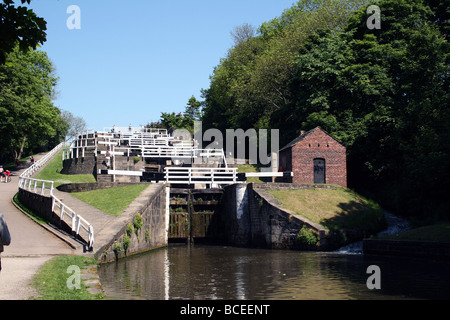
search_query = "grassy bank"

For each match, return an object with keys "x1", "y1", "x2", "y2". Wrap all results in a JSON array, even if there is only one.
[
  {"x1": 71, "y1": 184, "x2": 150, "y2": 216},
  {"x1": 35, "y1": 149, "x2": 96, "y2": 186},
  {"x1": 237, "y1": 164, "x2": 273, "y2": 183},
  {"x1": 268, "y1": 187, "x2": 385, "y2": 232},
  {"x1": 32, "y1": 255, "x2": 102, "y2": 300}
]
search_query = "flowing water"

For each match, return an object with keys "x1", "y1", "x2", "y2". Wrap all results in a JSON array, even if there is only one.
[
  {"x1": 98, "y1": 212, "x2": 450, "y2": 300},
  {"x1": 336, "y1": 211, "x2": 411, "y2": 255}
]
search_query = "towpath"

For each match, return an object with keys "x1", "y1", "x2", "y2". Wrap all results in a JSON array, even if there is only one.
[{"x1": 0, "y1": 154, "x2": 75, "y2": 300}]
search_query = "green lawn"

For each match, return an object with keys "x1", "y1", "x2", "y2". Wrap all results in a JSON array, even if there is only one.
[
  {"x1": 35, "y1": 149, "x2": 96, "y2": 186},
  {"x1": 32, "y1": 255, "x2": 102, "y2": 300},
  {"x1": 71, "y1": 184, "x2": 150, "y2": 216},
  {"x1": 268, "y1": 188, "x2": 385, "y2": 231},
  {"x1": 237, "y1": 164, "x2": 272, "y2": 183}
]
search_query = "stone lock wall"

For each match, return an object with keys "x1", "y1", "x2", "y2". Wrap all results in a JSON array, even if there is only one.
[
  {"x1": 96, "y1": 153, "x2": 146, "y2": 183},
  {"x1": 57, "y1": 182, "x2": 142, "y2": 193},
  {"x1": 61, "y1": 155, "x2": 97, "y2": 175},
  {"x1": 249, "y1": 184, "x2": 330, "y2": 250},
  {"x1": 97, "y1": 184, "x2": 168, "y2": 263},
  {"x1": 218, "y1": 183, "x2": 330, "y2": 250}
]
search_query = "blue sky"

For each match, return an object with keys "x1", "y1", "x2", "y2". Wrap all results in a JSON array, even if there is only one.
[{"x1": 25, "y1": 0, "x2": 297, "y2": 131}]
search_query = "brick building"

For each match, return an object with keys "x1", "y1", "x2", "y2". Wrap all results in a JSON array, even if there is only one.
[{"x1": 279, "y1": 127, "x2": 347, "y2": 187}]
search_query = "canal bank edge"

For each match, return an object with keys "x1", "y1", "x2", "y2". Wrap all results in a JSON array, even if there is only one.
[
  {"x1": 363, "y1": 238, "x2": 450, "y2": 260},
  {"x1": 80, "y1": 265, "x2": 104, "y2": 297}
]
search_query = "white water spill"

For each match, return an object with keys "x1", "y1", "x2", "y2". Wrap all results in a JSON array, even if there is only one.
[{"x1": 335, "y1": 211, "x2": 411, "y2": 255}]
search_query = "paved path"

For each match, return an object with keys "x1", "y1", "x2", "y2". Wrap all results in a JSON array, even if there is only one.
[
  {"x1": 0, "y1": 152, "x2": 164, "y2": 300},
  {"x1": 0, "y1": 155, "x2": 75, "y2": 300}
]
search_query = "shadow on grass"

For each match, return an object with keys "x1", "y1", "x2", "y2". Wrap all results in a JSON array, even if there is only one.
[{"x1": 320, "y1": 200, "x2": 386, "y2": 235}]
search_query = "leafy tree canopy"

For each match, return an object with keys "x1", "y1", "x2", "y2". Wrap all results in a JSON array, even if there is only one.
[
  {"x1": 0, "y1": 45, "x2": 67, "y2": 162},
  {"x1": 200, "y1": 0, "x2": 449, "y2": 219},
  {"x1": 0, "y1": 0, "x2": 47, "y2": 64}
]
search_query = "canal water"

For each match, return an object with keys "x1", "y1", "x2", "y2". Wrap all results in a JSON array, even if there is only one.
[{"x1": 98, "y1": 244, "x2": 450, "y2": 300}]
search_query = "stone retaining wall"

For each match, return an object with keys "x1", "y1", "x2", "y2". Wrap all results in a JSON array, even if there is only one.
[
  {"x1": 218, "y1": 183, "x2": 332, "y2": 250},
  {"x1": 97, "y1": 184, "x2": 168, "y2": 263},
  {"x1": 17, "y1": 189, "x2": 74, "y2": 237},
  {"x1": 61, "y1": 155, "x2": 96, "y2": 175},
  {"x1": 249, "y1": 184, "x2": 330, "y2": 250},
  {"x1": 217, "y1": 183, "x2": 384, "y2": 251},
  {"x1": 57, "y1": 182, "x2": 142, "y2": 193}
]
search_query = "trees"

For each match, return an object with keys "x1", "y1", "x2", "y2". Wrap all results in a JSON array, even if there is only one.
[
  {"x1": 0, "y1": 45, "x2": 66, "y2": 162},
  {"x1": 61, "y1": 110, "x2": 87, "y2": 140},
  {"x1": 287, "y1": 0, "x2": 449, "y2": 218},
  {"x1": 201, "y1": 0, "x2": 449, "y2": 219},
  {"x1": 160, "y1": 96, "x2": 203, "y2": 132},
  {"x1": 0, "y1": 0, "x2": 47, "y2": 64},
  {"x1": 202, "y1": 0, "x2": 371, "y2": 134},
  {"x1": 230, "y1": 23, "x2": 257, "y2": 46}
]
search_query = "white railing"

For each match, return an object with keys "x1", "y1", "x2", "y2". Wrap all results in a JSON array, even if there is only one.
[
  {"x1": 165, "y1": 167, "x2": 238, "y2": 185},
  {"x1": 20, "y1": 142, "x2": 66, "y2": 179},
  {"x1": 52, "y1": 197, "x2": 94, "y2": 249},
  {"x1": 96, "y1": 146, "x2": 225, "y2": 162},
  {"x1": 102, "y1": 126, "x2": 169, "y2": 136},
  {"x1": 128, "y1": 137, "x2": 172, "y2": 147},
  {"x1": 18, "y1": 177, "x2": 55, "y2": 197},
  {"x1": 63, "y1": 145, "x2": 98, "y2": 160},
  {"x1": 18, "y1": 142, "x2": 94, "y2": 250},
  {"x1": 65, "y1": 129, "x2": 227, "y2": 163}
]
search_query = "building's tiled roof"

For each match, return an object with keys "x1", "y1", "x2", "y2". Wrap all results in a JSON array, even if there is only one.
[{"x1": 279, "y1": 127, "x2": 344, "y2": 152}]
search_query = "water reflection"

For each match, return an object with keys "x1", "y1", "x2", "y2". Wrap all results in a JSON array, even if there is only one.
[{"x1": 98, "y1": 244, "x2": 450, "y2": 300}]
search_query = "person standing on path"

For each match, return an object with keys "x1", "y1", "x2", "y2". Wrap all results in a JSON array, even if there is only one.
[{"x1": 0, "y1": 213, "x2": 11, "y2": 271}]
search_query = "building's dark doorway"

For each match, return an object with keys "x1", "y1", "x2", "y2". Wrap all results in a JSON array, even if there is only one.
[{"x1": 314, "y1": 158, "x2": 326, "y2": 184}]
